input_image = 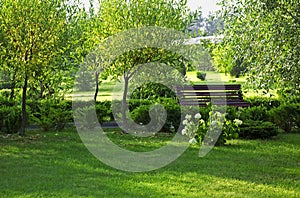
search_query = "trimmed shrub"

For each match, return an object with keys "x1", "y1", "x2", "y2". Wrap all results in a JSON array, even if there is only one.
[
  {"x1": 0, "y1": 104, "x2": 21, "y2": 133},
  {"x1": 239, "y1": 120, "x2": 278, "y2": 139},
  {"x1": 95, "y1": 101, "x2": 113, "y2": 124},
  {"x1": 30, "y1": 99, "x2": 72, "y2": 131},
  {"x1": 131, "y1": 101, "x2": 181, "y2": 132},
  {"x1": 224, "y1": 106, "x2": 240, "y2": 120},
  {"x1": 239, "y1": 106, "x2": 269, "y2": 121},
  {"x1": 268, "y1": 103, "x2": 300, "y2": 133},
  {"x1": 245, "y1": 96, "x2": 281, "y2": 109},
  {"x1": 128, "y1": 99, "x2": 154, "y2": 112}
]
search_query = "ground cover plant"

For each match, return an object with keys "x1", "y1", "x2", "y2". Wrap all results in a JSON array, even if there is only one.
[{"x1": 0, "y1": 129, "x2": 299, "y2": 197}]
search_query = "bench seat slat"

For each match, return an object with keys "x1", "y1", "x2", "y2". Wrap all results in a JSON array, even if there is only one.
[
  {"x1": 176, "y1": 84, "x2": 249, "y2": 107},
  {"x1": 179, "y1": 92, "x2": 239, "y2": 97}
]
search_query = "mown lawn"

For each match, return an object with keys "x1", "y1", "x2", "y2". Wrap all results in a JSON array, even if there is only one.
[
  {"x1": 185, "y1": 71, "x2": 246, "y2": 84},
  {"x1": 0, "y1": 130, "x2": 299, "y2": 197}
]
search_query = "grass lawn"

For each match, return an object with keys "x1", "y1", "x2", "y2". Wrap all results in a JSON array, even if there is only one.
[
  {"x1": 0, "y1": 130, "x2": 299, "y2": 197},
  {"x1": 185, "y1": 71, "x2": 247, "y2": 84}
]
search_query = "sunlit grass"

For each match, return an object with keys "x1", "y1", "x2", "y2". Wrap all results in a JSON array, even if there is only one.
[
  {"x1": 0, "y1": 130, "x2": 299, "y2": 197},
  {"x1": 186, "y1": 71, "x2": 247, "y2": 84}
]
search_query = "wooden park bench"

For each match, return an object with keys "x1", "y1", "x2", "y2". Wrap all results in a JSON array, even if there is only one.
[{"x1": 176, "y1": 84, "x2": 249, "y2": 107}]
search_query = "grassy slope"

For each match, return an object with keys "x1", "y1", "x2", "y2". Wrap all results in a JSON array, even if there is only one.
[{"x1": 0, "y1": 130, "x2": 299, "y2": 197}]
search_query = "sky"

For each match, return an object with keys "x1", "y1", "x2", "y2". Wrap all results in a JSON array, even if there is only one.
[
  {"x1": 187, "y1": 0, "x2": 221, "y2": 16},
  {"x1": 81, "y1": 0, "x2": 220, "y2": 17}
]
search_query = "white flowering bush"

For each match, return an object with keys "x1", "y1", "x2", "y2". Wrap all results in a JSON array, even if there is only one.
[
  {"x1": 182, "y1": 111, "x2": 243, "y2": 146},
  {"x1": 182, "y1": 113, "x2": 206, "y2": 144}
]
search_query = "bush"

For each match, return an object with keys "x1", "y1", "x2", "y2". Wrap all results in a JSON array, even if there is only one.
[
  {"x1": 73, "y1": 105, "x2": 98, "y2": 130},
  {"x1": 30, "y1": 99, "x2": 72, "y2": 131},
  {"x1": 181, "y1": 111, "x2": 242, "y2": 146},
  {"x1": 245, "y1": 96, "x2": 281, "y2": 109},
  {"x1": 196, "y1": 72, "x2": 206, "y2": 81},
  {"x1": 239, "y1": 106, "x2": 269, "y2": 121},
  {"x1": 0, "y1": 103, "x2": 21, "y2": 133},
  {"x1": 130, "y1": 83, "x2": 176, "y2": 100},
  {"x1": 224, "y1": 106, "x2": 240, "y2": 120},
  {"x1": 239, "y1": 120, "x2": 278, "y2": 139},
  {"x1": 268, "y1": 103, "x2": 300, "y2": 133},
  {"x1": 95, "y1": 101, "x2": 113, "y2": 124},
  {"x1": 131, "y1": 101, "x2": 181, "y2": 132},
  {"x1": 128, "y1": 99, "x2": 154, "y2": 112}
]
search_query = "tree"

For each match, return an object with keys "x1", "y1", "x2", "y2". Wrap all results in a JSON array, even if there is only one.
[
  {"x1": 0, "y1": 0, "x2": 72, "y2": 136},
  {"x1": 211, "y1": 44, "x2": 234, "y2": 74},
  {"x1": 93, "y1": 0, "x2": 196, "y2": 131},
  {"x1": 220, "y1": 0, "x2": 300, "y2": 96}
]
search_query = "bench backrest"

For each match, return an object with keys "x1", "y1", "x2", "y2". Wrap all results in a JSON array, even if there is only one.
[{"x1": 176, "y1": 84, "x2": 249, "y2": 107}]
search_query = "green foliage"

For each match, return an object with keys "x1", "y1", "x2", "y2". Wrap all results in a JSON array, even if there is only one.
[
  {"x1": 196, "y1": 72, "x2": 206, "y2": 81},
  {"x1": 239, "y1": 106, "x2": 269, "y2": 122},
  {"x1": 128, "y1": 98, "x2": 176, "y2": 111},
  {"x1": 245, "y1": 96, "x2": 281, "y2": 110},
  {"x1": 182, "y1": 111, "x2": 242, "y2": 146},
  {"x1": 99, "y1": 0, "x2": 194, "y2": 35},
  {"x1": 73, "y1": 105, "x2": 98, "y2": 130},
  {"x1": 98, "y1": 0, "x2": 195, "y2": 80},
  {"x1": 211, "y1": 44, "x2": 234, "y2": 74},
  {"x1": 0, "y1": 0, "x2": 80, "y2": 135},
  {"x1": 268, "y1": 103, "x2": 300, "y2": 133},
  {"x1": 130, "y1": 100, "x2": 181, "y2": 132},
  {"x1": 0, "y1": 0, "x2": 71, "y2": 88},
  {"x1": 239, "y1": 120, "x2": 278, "y2": 139},
  {"x1": 220, "y1": 0, "x2": 300, "y2": 96},
  {"x1": 30, "y1": 99, "x2": 72, "y2": 131},
  {"x1": 95, "y1": 101, "x2": 113, "y2": 124},
  {"x1": 0, "y1": 100, "x2": 21, "y2": 133},
  {"x1": 130, "y1": 105, "x2": 151, "y2": 125},
  {"x1": 130, "y1": 83, "x2": 176, "y2": 100},
  {"x1": 92, "y1": 0, "x2": 197, "y2": 130}
]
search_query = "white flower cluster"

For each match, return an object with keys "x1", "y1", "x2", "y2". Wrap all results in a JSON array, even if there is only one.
[{"x1": 181, "y1": 113, "x2": 204, "y2": 144}]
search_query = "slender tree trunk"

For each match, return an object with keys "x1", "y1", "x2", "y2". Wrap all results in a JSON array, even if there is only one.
[
  {"x1": 10, "y1": 82, "x2": 15, "y2": 100},
  {"x1": 40, "y1": 82, "x2": 44, "y2": 99},
  {"x1": 122, "y1": 75, "x2": 129, "y2": 133},
  {"x1": 10, "y1": 72, "x2": 16, "y2": 100},
  {"x1": 20, "y1": 75, "x2": 28, "y2": 136},
  {"x1": 94, "y1": 71, "x2": 99, "y2": 102}
]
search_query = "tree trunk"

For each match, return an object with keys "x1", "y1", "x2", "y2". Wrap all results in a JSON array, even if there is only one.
[
  {"x1": 122, "y1": 75, "x2": 129, "y2": 133},
  {"x1": 10, "y1": 82, "x2": 15, "y2": 100},
  {"x1": 20, "y1": 75, "x2": 28, "y2": 136},
  {"x1": 10, "y1": 72, "x2": 16, "y2": 100},
  {"x1": 40, "y1": 82, "x2": 44, "y2": 99},
  {"x1": 94, "y1": 71, "x2": 99, "y2": 102}
]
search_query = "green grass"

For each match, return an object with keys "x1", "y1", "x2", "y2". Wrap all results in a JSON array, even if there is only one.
[
  {"x1": 1, "y1": 130, "x2": 299, "y2": 197},
  {"x1": 186, "y1": 71, "x2": 247, "y2": 84}
]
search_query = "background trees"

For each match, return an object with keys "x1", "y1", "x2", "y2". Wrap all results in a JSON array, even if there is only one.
[
  {"x1": 0, "y1": 0, "x2": 81, "y2": 135},
  {"x1": 219, "y1": 0, "x2": 300, "y2": 96}
]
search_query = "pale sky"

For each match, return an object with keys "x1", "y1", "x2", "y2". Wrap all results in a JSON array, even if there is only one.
[
  {"x1": 188, "y1": 0, "x2": 221, "y2": 16},
  {"x1": 81, "y1": 0, "x2": 220, "y2": 17}
]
